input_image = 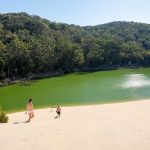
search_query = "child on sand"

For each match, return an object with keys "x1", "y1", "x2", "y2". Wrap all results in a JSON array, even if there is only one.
[
  {"x1": 56, "y1": 106, "x2": 61, "y2": 117},
  {"x1": 25, "y1": 99, "x2": 34, "y2": 122}
]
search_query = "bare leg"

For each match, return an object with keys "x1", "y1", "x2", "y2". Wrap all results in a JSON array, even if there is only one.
[
  {"x1": 58, "y1": 112, "x2": 60, "y2": 117},
  {"x1": 31, "y1": 112, "x2": 34, "y2": 118},
  {"x1": 27, "y1": 113, "x2": 32, "y2": 122}
]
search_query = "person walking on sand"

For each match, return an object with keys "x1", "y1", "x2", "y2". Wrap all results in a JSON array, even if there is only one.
[
  {"x1": 56, "y1": 106, "x2": 61, "y2": 117},
  {"x1": 25, "y1": 99, "x2": 34, "y2": 122}
]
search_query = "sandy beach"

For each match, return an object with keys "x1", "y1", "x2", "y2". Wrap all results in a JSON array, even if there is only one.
[{"x1": 1, "y1": 100, "x2": 150, "y2": 150}]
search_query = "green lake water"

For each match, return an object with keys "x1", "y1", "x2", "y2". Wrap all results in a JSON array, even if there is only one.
[{"x1": 0, "y1": 68, "x2": 150, "y2": 113}]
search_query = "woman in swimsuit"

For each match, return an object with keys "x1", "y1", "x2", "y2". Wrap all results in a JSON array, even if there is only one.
[{"x1": 25, "y1": 99, "x2": 34, "y2": 122}]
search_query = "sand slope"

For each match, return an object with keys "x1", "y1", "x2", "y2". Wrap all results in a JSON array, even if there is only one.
[{"x1": 1, "y1": 100, "x2": 150, "y2": 150}]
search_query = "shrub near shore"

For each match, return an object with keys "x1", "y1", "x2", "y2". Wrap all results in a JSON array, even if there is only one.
[{"x1": 0, "y1": 112, "x2": 9, "y2": 123}]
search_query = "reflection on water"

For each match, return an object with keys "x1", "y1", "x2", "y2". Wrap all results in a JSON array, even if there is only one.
[
  {"x1": 1, "y1": 68, "x2": 150, "y2": 112},
  {"x1": 120, "y1": 74, "x2": 150, "y2": 89}
]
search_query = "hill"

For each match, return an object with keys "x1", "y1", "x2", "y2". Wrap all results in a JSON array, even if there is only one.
[{"x1": 0, "y1": 13, "x2": 150, "y2": 80}]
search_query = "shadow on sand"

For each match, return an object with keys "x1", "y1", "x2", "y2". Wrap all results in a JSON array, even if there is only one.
[
  {"x1": 54, "y1": 116, "x2": 59, "y2": 119},
  {"x1": 13, "y1": 121, "x2": 28, "y2": 124}
]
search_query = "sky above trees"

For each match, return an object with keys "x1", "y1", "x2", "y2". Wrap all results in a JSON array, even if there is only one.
[{"x1": 0, "y1": 0, "x2": 150, "y2": 26}]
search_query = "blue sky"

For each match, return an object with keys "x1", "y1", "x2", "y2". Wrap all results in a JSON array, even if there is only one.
[{"x1": 0, "y1": 0, "x2": 150, "y2": 26}]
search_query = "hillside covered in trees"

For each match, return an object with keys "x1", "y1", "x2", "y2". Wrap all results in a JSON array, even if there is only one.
[{"x1": 0, "y1": 12, "x2": 150, "y2": 80}]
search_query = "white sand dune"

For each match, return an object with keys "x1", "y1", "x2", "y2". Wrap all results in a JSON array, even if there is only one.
[{"x1": 1, "y1": 100, "x2": 150, "y2": 150}]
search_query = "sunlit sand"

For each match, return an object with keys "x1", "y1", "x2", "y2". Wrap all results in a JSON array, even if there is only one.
[{"x1": 1, "y1": 100, "x2": 150, "y2": 150}]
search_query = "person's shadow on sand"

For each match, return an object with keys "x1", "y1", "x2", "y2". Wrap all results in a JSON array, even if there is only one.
[
  {"x1": 54, "y1": 116, "x2": 59, "y2": 119},
  {"x1": 13, "y1": 121, "x2": 28, "y2": 124}
]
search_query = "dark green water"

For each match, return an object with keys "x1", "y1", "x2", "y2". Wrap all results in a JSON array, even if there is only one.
[{"x1": 0, "y1": 68, "x2": 150, "y2": 112}]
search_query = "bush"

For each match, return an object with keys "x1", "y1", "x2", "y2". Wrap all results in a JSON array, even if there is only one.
[{"x1": 0, "y1": 112, "x2": 9, "y2": 123}]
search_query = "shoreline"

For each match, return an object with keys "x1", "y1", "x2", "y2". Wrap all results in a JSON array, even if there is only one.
[
  {"x1": 4, "y1": 97, "x2": 150, "y2": 114},
  {"x1": 1, "y1": 67, "x2": 150, "y2": 87}
]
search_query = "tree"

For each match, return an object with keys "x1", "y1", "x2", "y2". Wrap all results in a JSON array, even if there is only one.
[
  {"x1": 0, "y1": 41, "x2": 6, "y2": 79},
  {"x1": 0, "y1": 13, "x2": 150, "y2": 81}
]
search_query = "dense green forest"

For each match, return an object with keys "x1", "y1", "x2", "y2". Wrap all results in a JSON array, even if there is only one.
[{"x1": 0, "y1": 12, "x2": 150, "y2": 81}]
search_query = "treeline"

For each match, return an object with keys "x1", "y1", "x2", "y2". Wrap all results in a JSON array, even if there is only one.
[{"x1": 0, "y1": 12, "x2": 150, "y2": 80}]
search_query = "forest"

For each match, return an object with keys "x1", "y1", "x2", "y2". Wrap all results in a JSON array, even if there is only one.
[{"x1": 0, "y1": 12, "x2": 150, "y2": 80}]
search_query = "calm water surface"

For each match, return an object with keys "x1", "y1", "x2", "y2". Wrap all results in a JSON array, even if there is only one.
[{"x1": 0, "y1": 68, "x2": 150, "y2": 112}]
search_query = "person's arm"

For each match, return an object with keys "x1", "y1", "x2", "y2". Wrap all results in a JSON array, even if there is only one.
[{"x1": 32, "y1": 103, "x2": 34, "y2": 110}]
